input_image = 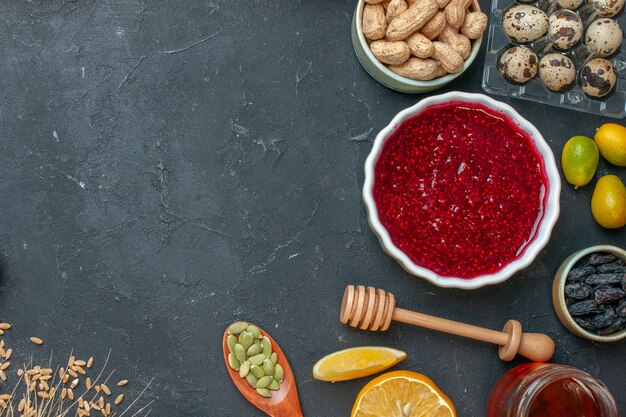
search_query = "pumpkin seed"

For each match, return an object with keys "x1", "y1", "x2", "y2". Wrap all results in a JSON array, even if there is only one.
[
  {"x1": 228, "y1": 322, "x2": 248, "y2": 335},
  {"x1": 239, "y1": 331, "x2": 254, "y2": 350},
  {"x1": 249, "y1": 354, "x2": 266, "y2": 366},
  {"x1": 250, "y1": 365, "x2": 265, "y2": 379},
  {"x1": 246, "y1": 342, "x2": 262, "y2": 357},
  {"x1": 245, "y1": 373, "x2": 258, "y2": 387},
  {"x1": 247, "y1": 325, "x2": 262, "y2": 339},
  {"x1": 274, "y1": 364, "x2": 284, "y2": 382},
  {"x1": 262, "y1": 359, "x2": 274, "y2": 376},
  {"x1": 234, "y1": 344, "x2": 247, "y2": 363},
  {"x1": 239, "y1": 361, "x2": 250, "y2": 378},
  {"x1": 226, "y1": 322, "x2": 283, "y2": 397},
  {"x1": 227, "y1": 335, "x2": 237, "y2": 354},
  {"x1": 256, "y1": 376, "x2": 273, "y2": 389},
  {"x1": 256, "y1": 388, "x2": 272, "y2": 398},
  {"x1": 261, "y1": 337, "x2": 272, "y2": 357},
  {"x1": 268, "y1": 379, "x2": 280, "y2": 390},
  {"x1": 228, "y1": 353, "x2": 240, "y2": 371}
]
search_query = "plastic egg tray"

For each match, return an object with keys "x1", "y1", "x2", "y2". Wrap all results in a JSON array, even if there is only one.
[{"x1": 482, "y1": 0, "x2": 626, "y2": 118}]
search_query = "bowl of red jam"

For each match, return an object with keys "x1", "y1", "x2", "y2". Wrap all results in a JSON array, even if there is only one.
[{"x1": 363, "y1": 92, "x2": 560, "y2": 289}]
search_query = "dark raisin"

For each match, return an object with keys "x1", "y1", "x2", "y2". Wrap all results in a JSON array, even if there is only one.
[
  {"x1": 566, "y1": 297, "x2": 575, "y2": 306},
  {"x1": 618, "y1": 299, "x2": 626, "y2": 318},
  {"x1": 574, "y1": 307, "x2": 617, "y2": 330},
  {"x1": 567, "y1": 265, "x2": 596, "y2": 282},
  {"x1": 596, "y1": 317, "x2": 626, "y2": 336},
  {"x1": 575, "y1": 308, "x2": 617, "y2": 330},
  {"x1": 585, "y1": 273, "x2": 624, "y2": 286},
  {"x1": 568, "y1": 300, "x2": 605, "y2": 316},
  {"x1": 594, "y1": 306, "x2": 616, "y2": 328},
  {"x1": 597, "y1": 260, "x2": 625, "y2": 274},
  {"x1": 565, "y1": 282, "x2": 592, "y2": 299},
  {"x1": 622, "y1": 275, "x2": 626, "y2": 291},
  {"x1": 594, "y1": 286, "x2": 626, "y2": 304},
  {"x1": 574, "y1": 316, "x2": 599, "y2": 330},
  {"x1": 588, "y1": 253, "x2": 617, "y2": 265}
]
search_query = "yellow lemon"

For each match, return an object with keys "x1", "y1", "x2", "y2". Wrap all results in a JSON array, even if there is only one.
[
  {"x1": 591, "y1": 175, "x2": 626, "y2": 229},
  {"x1": 351, "y1": 370, "x2": 456, "y2": 417},
  {"x1": 312, "y1": 346, "x2": 406, "y2": 382},
  {"x1": 561, "y1": 136, "x2": 599, "y2": 188},
  {"x1": 594, "y1": 123, "x2": 626, "y2": 166}
]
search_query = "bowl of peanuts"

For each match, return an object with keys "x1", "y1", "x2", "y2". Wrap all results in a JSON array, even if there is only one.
[{"x1": 353, "y1": 0, "x2": 488, "y2": 93}]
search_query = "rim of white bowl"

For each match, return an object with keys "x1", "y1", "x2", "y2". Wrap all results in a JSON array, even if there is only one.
[
  {"x1": 362, "y1": 92, "x2": 561, "y2": 290},
  {"x1": 354, "y1": 0, "x2": 483, "y2": 88}
]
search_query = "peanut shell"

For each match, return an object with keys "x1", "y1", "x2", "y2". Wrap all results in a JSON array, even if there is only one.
[
  {"x1": 433, "y1": 41, "x2": 464, "y2": 73},
  {"x1": 386, "y1": 0, "x2": 439, "y2": 40},
  {"x1": 386, "y1": 0, "x2": 409, "y2": 22},
  {"x1": 405, "y1": 32, "x2": 434, "y2": 58},
  {"x1": 420, "y1": 11, "x2": 446, "y2": 40},
  {"x1": 461, "y1": 11, "x2": 487, "y2": 39},
  {"x1": 389, "y1": 57, "x2": 440, "y2": 80},
  {"x1": 370, "y1": 40, "x2": 411, "y2": 65},
  {"x1": 363, "y1": 3, "x2": 388, "y2": 40}
]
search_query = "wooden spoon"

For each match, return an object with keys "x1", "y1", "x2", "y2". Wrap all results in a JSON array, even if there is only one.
[
  {"x1": 341, "y1": 285, "x2": 555, "y2": 362},
  {"x1": 222, "y1": 323, "x2": 304, "y2": 417}
]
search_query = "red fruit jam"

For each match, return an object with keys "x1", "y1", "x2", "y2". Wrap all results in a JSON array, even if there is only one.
[{"x1": 373, "y1": 101, "x2": 548, "y2": 278}]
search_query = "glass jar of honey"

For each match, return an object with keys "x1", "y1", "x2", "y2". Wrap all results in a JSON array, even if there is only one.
[{"x1": 487, "y1": 363, "x2": 619, "y2": 417}]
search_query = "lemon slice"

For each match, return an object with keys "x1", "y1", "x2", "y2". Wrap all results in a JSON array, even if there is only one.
[
  {"x1": 312, "y1": 346, "x2": 406, "y2": 382},
  {"x1": 351, "y1": 371, "x2": 456, "y2": 417}
]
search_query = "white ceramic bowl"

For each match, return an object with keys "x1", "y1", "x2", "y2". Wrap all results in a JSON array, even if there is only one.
[
  {"x1": 352, "y1": 0, "x2": 483, "y2": 93},
  {"x1": 363, "y1": 92, "x2": 561, "y2": 289}
]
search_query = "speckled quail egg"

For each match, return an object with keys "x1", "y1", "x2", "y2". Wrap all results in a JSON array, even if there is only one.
[
  {"x1": 498, "y1": 46, "x2": 539, "y2": 83},
  {"x1": 590, "y1": 0, "x2": 625, "y2": 17},
  {"x1": 580, "y1": 58, "x2": 617, "y2": 97},
  {"x1": 557, "y1": 0, "x2": 585, "y2": 10},
  {"x1": 502, "y1": 5, "x2": 549, "y2": 43},
  {"x1": 585, "y1": 18, "x2": 623, "y2": 58},
  {"x1": 548, "y1": 10, "x2": 584, "y2": 50},
  {"x1": 539, "y1": 53, "x2": 577, "y2": 91}
]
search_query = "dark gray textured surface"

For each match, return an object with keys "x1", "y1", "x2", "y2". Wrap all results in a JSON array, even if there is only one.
[{"x1": 0, "y1": 1, "x2": 624, "y2": 416}]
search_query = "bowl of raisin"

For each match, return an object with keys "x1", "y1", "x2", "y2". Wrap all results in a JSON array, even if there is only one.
[{"x1": 552, "y1": 245, "x2": 626, "y2": 342}]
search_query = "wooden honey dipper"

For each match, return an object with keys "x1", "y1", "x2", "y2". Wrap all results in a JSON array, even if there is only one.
[{"x1": 340, "y1": 285, "x2": 555, "y2": 362}]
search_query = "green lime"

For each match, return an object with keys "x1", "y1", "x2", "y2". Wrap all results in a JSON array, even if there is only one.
[{"x1": 561, "y1": 136, "x2": 599, "y2": 188}]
